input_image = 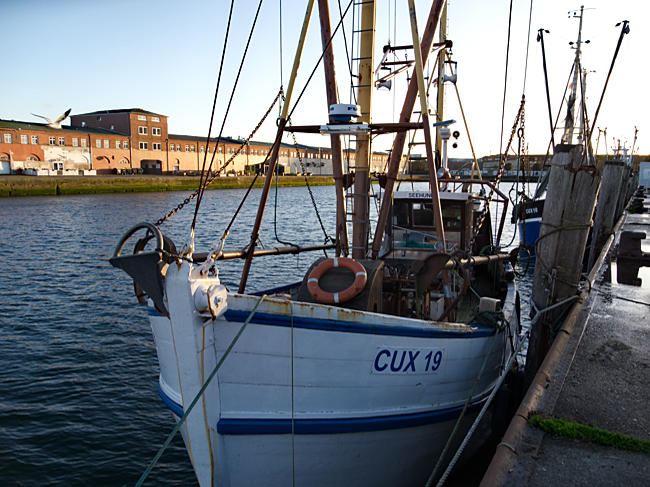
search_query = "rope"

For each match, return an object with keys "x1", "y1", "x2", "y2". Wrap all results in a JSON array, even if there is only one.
[
  {"x1": 154, "y1": 90, "x2": 282, "y2": 227},
  {"x1": 425, "y1": 315, "x2": 505, "y2": 486},
  {"x1": 135, "y1": 294, "x2": 267, "y2": 487},
  {"x1": 191, "y1": 0, "x2": 236, "y2": 232},
  {"x1": 286, "y1": 116, "x2": 333, "y2": 246},
  {"x1": 588, "y1": 21, "x2": 629, "y2": 147},
  {"x1": 193, "y1": 0, "x2": 266, "y2": 225},
  {"x1": 498, "y1": 0, "x2": 514, "y2": 159},
  {"x1": 436, "y1": 330, "x2": 528, "y2": 486},
  {"x1": 287, "y1": 0, "x2": 354, "y2": 121}
]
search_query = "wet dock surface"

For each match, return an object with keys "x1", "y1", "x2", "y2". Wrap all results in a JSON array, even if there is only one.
[{"x1": 493, "y1": 191, "x2": 650, "y2": 486}]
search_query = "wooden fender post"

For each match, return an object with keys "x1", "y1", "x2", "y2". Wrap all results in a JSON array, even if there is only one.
[{"x1": 525, "y1": 144, "x2": 601, "y2": 384}]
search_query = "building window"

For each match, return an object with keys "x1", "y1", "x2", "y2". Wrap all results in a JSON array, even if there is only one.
[
  {"x1": 31, "y1": 135, "x2": 39, "y2": 144},
  {"x1": 49, "y1": 136, "x2": 56, "y2": 145},
  {"x1": 59, "y1": 137, "x2": 65, "y2": 146},
  {"x1": 81, "y1": 138, "x2": 87, "y2": 147},
  {"x1": 151, "y1": 116, "x2": 160, "y2": 122},
  {"x1": 137, "y1": 115, "x2": 147, "y2": 121},
  {"x1": 153, "y1": 142, "x2": 162, "y2": 150},
  {"x1": 169, "y1": 144, "x2": 175, "y2": 152},
  {"x1": 96, "y1": 139, "x2": 101, "y2": 148},
  {"x1": 123, "y1": 140, "x2": 129, "y2": 149},
  {"x1": 200, "y1": 146, "x2": 205, "y2": 152},
  {"x1": 53, "y1": 161, "x2": 63, "y2": 170},
  {"x1": 21, "y1": 134, "x2": 28, "y2": 144},
  {"x1": 72, "y1": 138, "x2": 79, "y2": 147},
  {"x1": 104, "y1": 139, "x2": 109, "y2": 148},
  {"x1": 138, "y1": 126, "x2": 148, "y2": 135},
  {"x1": 120, "y1": 158, "x2": 128, "y2": 165},
  {"x1": 218, "y1": 146, "x2": 223, "y2": 153},
  {"x1": 116, "y1": 141, "x2": 121, "y2": 149},
  {"x1": 175, "y1": 144, "x2": 180, "y2": 151},
  {"x1": 139, "y1": 142, "x2": 148, "y2": 150},
  {"x1": 152, "y1": 127, "x2": 161, "y2": 136},
  {"x1": 3, "y1": 134, "x2": 11, "y2": 144},
  {"x1": 185, "y1": 145, "x2": 189, "y2": 152}
]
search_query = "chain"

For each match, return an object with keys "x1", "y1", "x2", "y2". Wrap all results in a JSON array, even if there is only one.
[
  {"x1": 470, "y1": 95, "x2": 525, "y2": 249},
  {"x1": 284, "y1": 101, "x2": 333, "y2": 244},
  {"x1": 154, "y1": 89, "x2": 284, "y2": 227}
]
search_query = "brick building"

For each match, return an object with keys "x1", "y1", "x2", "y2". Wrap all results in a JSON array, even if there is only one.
[{"x1": 1, "y1": 107, "x2": 389, "y2": 176}]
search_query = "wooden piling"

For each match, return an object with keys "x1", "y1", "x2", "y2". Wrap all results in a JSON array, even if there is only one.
[
  {"x1": 587, "y1": 160, "x2": 624, "y2": 272},
  {"x1": 525, "y1": 144, "x2": 601, "y2": 384}
]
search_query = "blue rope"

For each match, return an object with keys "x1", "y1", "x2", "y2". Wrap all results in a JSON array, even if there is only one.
[{"x1": 135, "y1": 294, "x2": 267, "y2": 487}]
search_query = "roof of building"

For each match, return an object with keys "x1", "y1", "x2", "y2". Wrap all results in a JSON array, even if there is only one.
[
  {"x1": 71, "y1": 108, "x2": 165, "y2": 117},
  {"x1": 0, "y1": 119, "x2": 125, "y2": 135}
]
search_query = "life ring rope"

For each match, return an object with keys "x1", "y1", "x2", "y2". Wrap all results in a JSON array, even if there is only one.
[{"x1": 306, "y1": 257, "x2": 367, "y2": 305}]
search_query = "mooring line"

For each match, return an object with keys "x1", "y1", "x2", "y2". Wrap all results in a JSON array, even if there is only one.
[{"x1": 135, "y1": 294, "x2": 267, "y2": 487}]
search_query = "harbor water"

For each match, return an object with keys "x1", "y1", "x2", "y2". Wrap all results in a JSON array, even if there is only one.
[{"x1": 0, "y1": 182, "x2": 532, "y2": 486}]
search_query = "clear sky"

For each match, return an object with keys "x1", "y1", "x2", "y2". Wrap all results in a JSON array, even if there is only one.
[{"x1": 1, "y1": 0, "x2": 647, "y2": 159}]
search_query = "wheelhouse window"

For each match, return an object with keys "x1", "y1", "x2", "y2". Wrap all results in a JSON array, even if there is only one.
[{"x1": 412, "y1": 202, "x2": 434, "y2": 227}]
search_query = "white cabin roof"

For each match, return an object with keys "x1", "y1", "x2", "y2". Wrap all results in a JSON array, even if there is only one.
[{"x1": 393, "y1": 191, "x2": 473, "y2": 201}]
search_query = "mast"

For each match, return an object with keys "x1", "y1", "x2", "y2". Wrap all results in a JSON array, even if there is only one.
[
  {"x1": 238, "y1": 0, "x2": 315, "y2": 293},
  {"x1": 561, "y1": 5, "x2": 585, "y2": 145},
  {"x1": 351, "y1": 0, "x2": 376, "y2": 259},
  {"x1": 435, "y1": 1, "x2": 448, "y2": 160},
  {"x1": 317, "y1": 0, "x2": 348, "y2": 256},
  {"x1": 371, "y1": 0, "x2": 446, "y2": 258}
]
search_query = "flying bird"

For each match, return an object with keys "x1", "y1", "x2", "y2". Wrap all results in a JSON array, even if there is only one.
[{"x1": 31, "y1": 108, "x2": 72, "y2": 129}]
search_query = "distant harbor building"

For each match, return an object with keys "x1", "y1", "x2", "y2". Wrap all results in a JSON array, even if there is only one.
[{"x1": 0, "y1": 108, "x2": 389, "y2": 176}]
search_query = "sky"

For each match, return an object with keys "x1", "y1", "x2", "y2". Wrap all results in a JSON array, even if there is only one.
[{"x1": 1, "y1": 0, "x2": 647, "y2": 159}]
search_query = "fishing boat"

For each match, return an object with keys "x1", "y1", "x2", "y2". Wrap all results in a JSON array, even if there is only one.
[{"x1": 110, "y1": 1, "x2": 520, "y2": 485}]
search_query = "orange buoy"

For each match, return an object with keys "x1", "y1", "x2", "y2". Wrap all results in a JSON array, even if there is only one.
[{"x1": 307, "y1": 257, "x2": 367, "y2": 304}]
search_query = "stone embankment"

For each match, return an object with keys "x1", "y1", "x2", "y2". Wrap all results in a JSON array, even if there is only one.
[{"x1": 0, "y1": 175, "x2": 335, "y2": 197}]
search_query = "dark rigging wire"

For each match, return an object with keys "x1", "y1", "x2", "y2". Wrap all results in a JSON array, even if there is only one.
[
  {"x1": 193, "y1": 0, "x2": 266, "y2": 228},
  {"x1": 287, "y1": 0, "x2": 355, "y2": 121},
  {"x1": 191, "y1": 0, "x2": 236, "y2": 232}
]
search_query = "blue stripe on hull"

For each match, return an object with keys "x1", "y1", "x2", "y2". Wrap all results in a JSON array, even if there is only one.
[
  {"x1": 157, "y1": 384, "x2": 487, "y2": 435},
  {"x1": 158, "y1": 384, "x2": 183, "y2": 417},
  {"x1": 222, "y1": 309, "x2": 496, "y2": 338},
  {"x1": 148, "y1": 307, "x2": 496, "y2": 338}
]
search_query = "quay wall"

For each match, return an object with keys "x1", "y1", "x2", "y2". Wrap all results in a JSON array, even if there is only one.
[{"x1": 0, "y1": 175, "x2": 335, "y2": 197}]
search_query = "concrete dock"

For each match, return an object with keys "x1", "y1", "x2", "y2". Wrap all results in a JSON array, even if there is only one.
[{"x1": 482, "y1": 190, "x2": 650, "y2": 486}]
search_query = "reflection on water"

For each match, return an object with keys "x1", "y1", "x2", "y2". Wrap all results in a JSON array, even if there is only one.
[{"x1": 0, "y1": 182, "x2": 530, "y2": 486}]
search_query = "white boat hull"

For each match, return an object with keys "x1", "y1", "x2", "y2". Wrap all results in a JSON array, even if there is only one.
[{"x1": 149, "y1": 261, "x2": 518, "y2": 486}]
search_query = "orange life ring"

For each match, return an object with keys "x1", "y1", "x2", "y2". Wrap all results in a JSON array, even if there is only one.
[{"x1": 307, "y1": 257, "x2": 367, "y2": 304}]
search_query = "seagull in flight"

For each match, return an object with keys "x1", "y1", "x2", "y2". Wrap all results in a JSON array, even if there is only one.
[{"x1": 31, "y1": 108, "x2": 72, "y2": 129}]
